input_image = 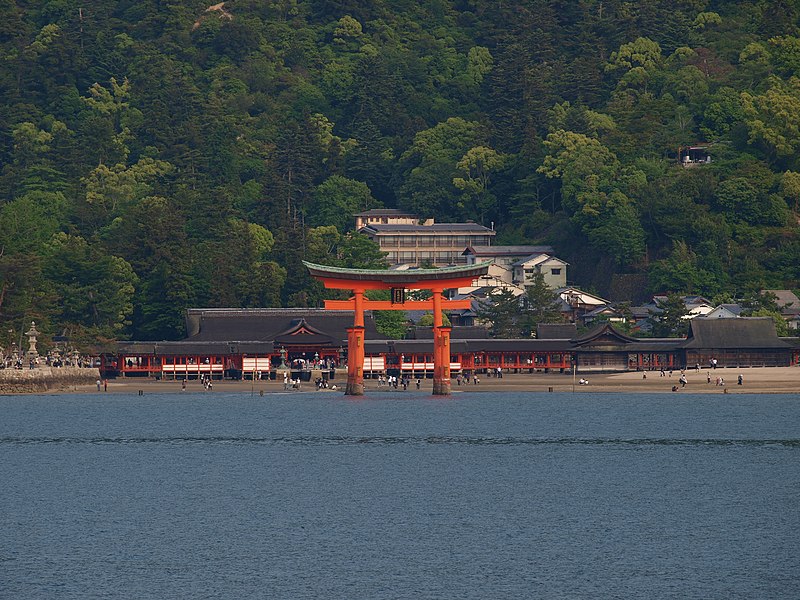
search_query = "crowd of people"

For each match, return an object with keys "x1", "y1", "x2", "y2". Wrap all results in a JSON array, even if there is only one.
[{"x1": 1, "y1": 352, "x2": 96, "y2": 370}]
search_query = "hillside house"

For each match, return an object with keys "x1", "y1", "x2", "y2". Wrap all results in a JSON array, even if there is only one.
[{"x1": 512, "y1": 254, "x2": 568, "y2": 289}]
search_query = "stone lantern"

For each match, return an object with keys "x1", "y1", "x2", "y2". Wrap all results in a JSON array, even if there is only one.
[
  {"x1": 25, "y1": 321, "x2": 40, "y2": 364},
  {"x1": 279, "y1": 346, "x2": 288, "y2": 368},
  {"x1": 337, "y1": 345, "x2": 346, "y2": 368}
]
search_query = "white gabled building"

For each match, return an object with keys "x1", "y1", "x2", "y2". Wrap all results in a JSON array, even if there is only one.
[
  {"x1": 462, "y1": 245, "x2": 567, "y2": 290},
  {"x1": 512, "y1": 254, "x2": 568, "y2": 289},
  {"x1": 702, "y1": 304, "x2": 743, "y2": 319}
]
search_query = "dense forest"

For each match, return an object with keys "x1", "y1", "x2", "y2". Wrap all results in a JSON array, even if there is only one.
[{"x1": 1, "y1": 0, "x2": 800, "y2": 347}]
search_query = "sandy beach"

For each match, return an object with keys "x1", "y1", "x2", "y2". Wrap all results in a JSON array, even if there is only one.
[{"x1": 57, "y1": 366, "x2": 800, "y2": 395}]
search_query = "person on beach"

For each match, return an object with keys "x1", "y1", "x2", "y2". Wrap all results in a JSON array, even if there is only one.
[{"x1": 738, "y1": 374, "x2": 743, "y2": 386}]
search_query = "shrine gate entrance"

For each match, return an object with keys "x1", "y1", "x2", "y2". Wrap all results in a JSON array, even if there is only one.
[{"x1": 303, "y1": 261, "x2": 490, "y2": 395}]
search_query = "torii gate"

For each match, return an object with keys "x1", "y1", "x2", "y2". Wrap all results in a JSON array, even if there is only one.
[{"x1": 303, "y1": 261, "x2": 491, "y2": 395}]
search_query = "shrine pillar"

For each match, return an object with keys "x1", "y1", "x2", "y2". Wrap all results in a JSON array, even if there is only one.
[
  {"x1": 345, "y1": 326, "x2": 365, "y2": 396},
  {"x1": 432, "y1": 325, "x2": 452, "y2": 396}
]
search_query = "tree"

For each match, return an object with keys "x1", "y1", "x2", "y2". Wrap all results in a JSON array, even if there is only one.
[
  {"x1": 605, "y1": 37, "x2": 663, "y2": 97},
  {"x1": 42, "y1": 233, "x2": 138, "y2": 338},
  {"x1": 417, "y1": 312, "x2": 451, "y2": 327},
  {"x1": 522, "y1": 273, "x2": 563, "y2": 336},
  {"x1": 308, "y1": 175, "x2": 378, "y2": 232},
  {"x1": 715, "y1": 177, "x2": 788, "y2": 226},
  {"x1": 0, "y1": 191, "x2": 65, "y2": 254},
  {"x1": 82, "y1": 157, "x2": 173, "y2": 224},
  {"x1": 648, "y1": 241, "x2": 726, "y2": 297},
  {"x1": 453, "y1": 146, "x2": 506, "y2": 224},
  {"x1": 397, "y1": 117, "x2": 486, "y2": 220},
  {"x1": 374, "y1": 309, "x2": 408, "y2": 339},
  {"x1": 741, "y1": 77, "x2": 800, "y2": 161},
  {"x1": 475, "y1": 289, "x2": 525, "y2": 338},
  {"x1": 0, "y1": 252, "x2": 45, "y2": 325},
  {"x1": 538, "y1": 130, "x2": 646, "y2": 265},
  {"x1": 781, "y1": 171, "x2": 800, "y2": 214},
  {"x1": 335, "y1": 232, "x2": 388, "y2": 269},
  {"x1": 648, "y1": 292, "x2": 689, "y2": 338}
]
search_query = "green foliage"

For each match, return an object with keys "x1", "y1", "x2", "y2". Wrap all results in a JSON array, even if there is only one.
[
  {"x1": 522, "y1": 273, "x2": 563, "y2": 334},
  {"x1": 309, "y1": 175, "x2": 378, "y2": 232},
  {"x1": 740, "y1": 77, "x2": 800, "y2": 160},
  {"x1": 397, "y1": 117, "x2": 486, "y2": 220},
  {"x1": 417, "y1": 312, "x2": 451, "y2": 328},
  {"x1": 1, "y1": 2, "x2": 800, "y2": 345},
  {"x1": 538, "y1": 130, "x2": 646, "y2": 265},
  {"x1": 648, "y1": 241, "x2": 727, "y2": 297},
  {"x1": 42, "y1": 233, "x2": 138, "y2": 337},
  {"x1": 476, "y1": 280, "x2": 561, "y2": 338},
  {"x1": 648, "y1": 292, "x2": 690, "y2": 338}
]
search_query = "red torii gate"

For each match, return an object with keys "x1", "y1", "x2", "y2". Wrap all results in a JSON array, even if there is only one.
[{"x1": 303, "y1": 261, "x2": 490, "y2": 395}]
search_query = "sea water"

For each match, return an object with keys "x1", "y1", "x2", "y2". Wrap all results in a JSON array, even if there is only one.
[{"x1": 1, "y1": 392, "x2": 798, "y2": 599}]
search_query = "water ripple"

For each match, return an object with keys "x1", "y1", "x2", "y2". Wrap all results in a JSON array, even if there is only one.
[{"x1": 1, "y1": 435, "x2": 798, "y2": 447}]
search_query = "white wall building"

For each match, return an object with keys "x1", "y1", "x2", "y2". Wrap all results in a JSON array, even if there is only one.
[{"x1": 512, "y1": 254, "x2": 568, "y2": 289}]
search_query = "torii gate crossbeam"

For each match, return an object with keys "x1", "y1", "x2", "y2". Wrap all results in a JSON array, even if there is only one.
[{"x1": 303, "y1": 261, "x2": 491, "y2": 395}]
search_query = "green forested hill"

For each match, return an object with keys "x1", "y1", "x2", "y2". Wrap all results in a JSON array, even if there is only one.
[{"x1": 1, "y1": 0, "x2": 799, "y2": 345}]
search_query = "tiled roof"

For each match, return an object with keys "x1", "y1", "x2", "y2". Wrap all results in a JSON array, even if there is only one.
[
  {"x1": 536, "y1": 323, "x2": 577, "y2": 339},
  {"x1": 765, "y1": 290, "x2": 800, "y2": 315},
  {"x1": 408, "y1": 326, "x2": 490, "y2": 339},
  {"x1": 682, "y1": 317, "x2": 790, "y2": 349},
  {"x1": 464, "y1": 245, "x2": 554, "y2": 256},
  {"x1": 361, "y1": 223, "x2": 495, "y2": 233},
  {"x1": 118, "y1": 340, "x2": 275, "y2": 355},
  {"x1": 512, "y1": 253, "x2": 569, "y2": 267},
  {"x1": 184, "y1": 308, "x2": 385, "y2": 344}
]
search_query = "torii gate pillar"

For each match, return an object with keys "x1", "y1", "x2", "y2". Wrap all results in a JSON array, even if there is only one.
[
  {"x1": 345, "y1": 326, "x2": 365, "y2": 395},
  {"x1": 433, "y1": 325, "x2": 452, "y2": 395}
]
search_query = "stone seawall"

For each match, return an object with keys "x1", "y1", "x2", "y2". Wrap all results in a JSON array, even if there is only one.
[{"x1": 0, "y1": 367, "x2": 100, "y2": 394}]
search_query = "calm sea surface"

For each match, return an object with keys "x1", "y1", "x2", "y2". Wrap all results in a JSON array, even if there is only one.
[{"x1": 1, "y1": 391, "x2": 798, "y2": 599}]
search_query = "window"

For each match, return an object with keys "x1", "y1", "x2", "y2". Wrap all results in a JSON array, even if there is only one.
[{"x1": 551, "y1": 268, "x2": 561, "y2": 275}]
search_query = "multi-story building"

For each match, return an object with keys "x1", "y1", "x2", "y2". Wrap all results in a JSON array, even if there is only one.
[{"x1": 359, "y1": 221, "x2": 496, "y2": 266}]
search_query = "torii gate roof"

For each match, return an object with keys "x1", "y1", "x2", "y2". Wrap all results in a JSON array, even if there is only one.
[{"x1": 303, "y1": 261, "x2": 492, "y2": 288}]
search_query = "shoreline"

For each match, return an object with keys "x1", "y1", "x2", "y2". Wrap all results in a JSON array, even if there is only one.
[{"x1": 17, "y1": 365, "x2": 798, "y2": 396}]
